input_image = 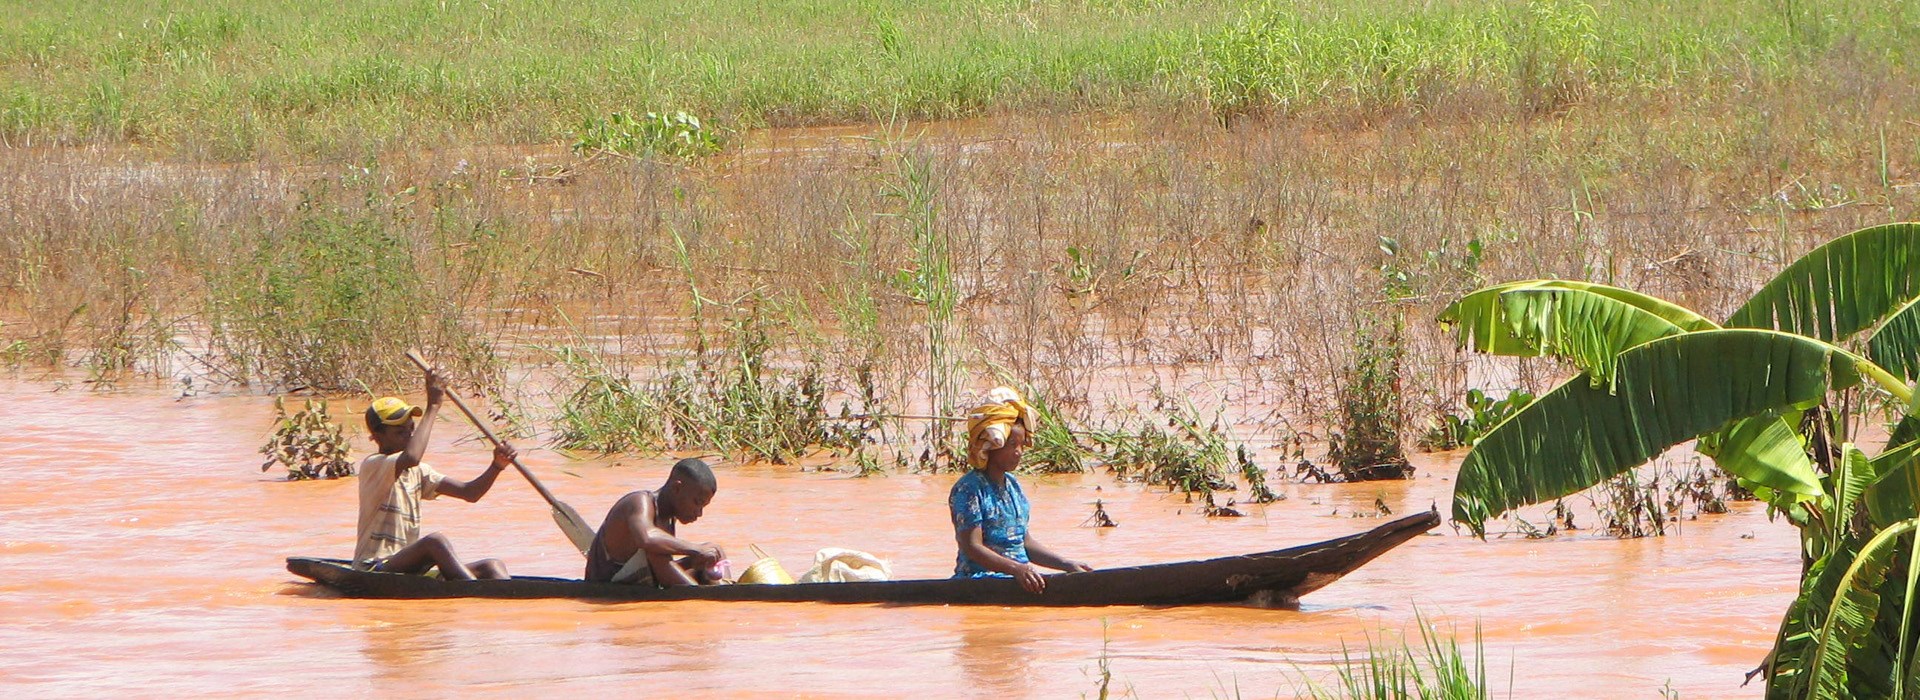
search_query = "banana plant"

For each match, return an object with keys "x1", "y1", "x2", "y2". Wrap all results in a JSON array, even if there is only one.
[{"x1": 1438, "y1": 223, "x2": 1920, "y2": 697}]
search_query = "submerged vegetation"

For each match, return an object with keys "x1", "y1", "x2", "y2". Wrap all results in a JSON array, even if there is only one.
[
  {"x1": 1419, "y1": 389, "x2": 1534, "y2": 452},
  {"x1": 259, "y1": 397, "x2": 353, "y2": 480},
  {"x1": 548, "y1": 308, "x2": 866, "y2": 464},
  {"x1": 573, "y1": 111, "x2": 726, "y2": 161},
  {"x1": 1088, "y1": 393, "x2": 1235, "y2": 496},
  {"x1": 1328, "y1": 316, "x2": 1413, "y2": 481},
  {"x1": 0, "y1": 4, "x2": 1914, "y2": 485},
  {"x1": 1300, "y1": 614, "x2": 1495, "y2": 700}
]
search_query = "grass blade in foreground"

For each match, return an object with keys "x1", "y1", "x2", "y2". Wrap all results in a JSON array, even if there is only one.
[{"x1": 1452, "y1": 330, "x2": 1862, "y2": 534}]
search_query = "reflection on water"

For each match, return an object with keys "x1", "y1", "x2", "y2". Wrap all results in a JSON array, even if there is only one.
[
  {"x1": 360, "y1": 616, "x2": 459, "y2": 686},
  {"x1": 0, "y1": 380, "x2": 1794, "y2": 697},
  {"x1": 955, "y1": 611, "x2": 1038, "y2": 697}
]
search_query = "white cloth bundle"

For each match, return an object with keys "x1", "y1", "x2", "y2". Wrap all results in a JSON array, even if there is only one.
[{"x1": 796, "y1": 547, "x2": 893, "y2": 583}]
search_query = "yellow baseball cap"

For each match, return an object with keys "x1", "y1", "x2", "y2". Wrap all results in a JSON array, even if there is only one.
[{"x1": 369, "y1": 397, "x2": 424, "y2": 426}]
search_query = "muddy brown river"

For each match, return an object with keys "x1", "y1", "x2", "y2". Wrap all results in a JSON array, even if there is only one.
[{"x1": 0, "y1": 380, "x2": 1796, "y2": 697}]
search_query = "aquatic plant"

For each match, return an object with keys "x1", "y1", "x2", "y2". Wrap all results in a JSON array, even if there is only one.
[
  {"x1": 548, "y1": 344, "x2": 665, "y2": 454},
  {"x1": 549, "y1": 306, "x2": 866, "y2": 464},
  {"x1": 1297, "y1": 612, "x2": 1495, "y2": 700},
  {"x1": 1328, "y1": 314, "x2": 1413, "y2": 481},
  {"x1": 1021, "y1": 392, "x2": 1094, "y2": 474},
  {"x1": 1088, "y1": 392, "x2": 1235, "y2": 496},
  {"x1": 1441, "y1": 223, "x2": 1920, "y2": 697},
  {"x1": 1418, "y1": 388, "x2": 1534, "y2": 452},
  {"x1": 201, "y1": 172, "x2": 502, "y2": 393},
  {"x1": 573, "y1": 111, "x2": 725, "y2": 161},
  {"x1": 259, "y1": 397, "x2": 354, "y2": 480}
]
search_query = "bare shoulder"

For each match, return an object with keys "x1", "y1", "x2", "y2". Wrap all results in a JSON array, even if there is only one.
[{"x1": 613, "y1": 490, "x2": 655, "y2": 516}]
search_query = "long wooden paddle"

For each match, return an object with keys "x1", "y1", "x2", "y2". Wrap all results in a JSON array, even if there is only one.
[{"x1": 405, "y1": 351, "x2": 596, "y2": 556}]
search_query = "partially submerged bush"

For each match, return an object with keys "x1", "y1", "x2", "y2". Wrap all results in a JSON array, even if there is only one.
[
  {"x1": 549, "y1": 311, "x2": 865, "y2": 464},
  {"x1": 573, "y1": 111, "x2": 725, "y2": 160},
  {"x1": 204, "y1": 174, "x2": 501, "y2": 393},
  {"x1": 1021, "y1": 393, "x2": 1093, "y2": 474},
  {"x1": 260, "y1": 397, "x2": 354, "y2": 480},
  {"x1": 1419, "y1": 388, "x2": 1535, "y2": 451},
  {"x1": 1238, "y1": 445, "x2": 1279, "y2": 503},
  {"x1": 549, "y1": 346, "x2": 666, "y2": 454},
  {"x1": 1088, "y1": 394, "x2": 1234, "y2": 495},
  {"x1": 1328, "y1": 317, "x2": 1413, "y2": 480}
]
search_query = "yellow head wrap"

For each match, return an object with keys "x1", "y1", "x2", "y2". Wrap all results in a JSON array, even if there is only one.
[{"x1": 965, "y1": 387, "x2": 1037, "y2": 469}]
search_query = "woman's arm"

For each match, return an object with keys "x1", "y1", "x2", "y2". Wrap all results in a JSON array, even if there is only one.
[
  {"x1": 1023, "y1": 532, "x2": 1092, "y2": 573},
  {"x1": 957, "y1": 526, "x2": 1048, "y2": 593}
]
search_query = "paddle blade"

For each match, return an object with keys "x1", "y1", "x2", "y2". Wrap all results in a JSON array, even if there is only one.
[{"x1": 552, "y1": 501, "x2": 596, "y2": 555}]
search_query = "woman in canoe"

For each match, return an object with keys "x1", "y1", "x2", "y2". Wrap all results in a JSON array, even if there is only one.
[{"x1": 950, "y1": 388, "x2": 1093, "y2": 594}]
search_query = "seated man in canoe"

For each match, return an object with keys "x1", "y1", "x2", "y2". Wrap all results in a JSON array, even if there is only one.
[
  {"x1": 354, "y1": 369, "x2": 513, "y2": 580},
  {"x1": 585, "y1": 458, "x2": 727, "y2": 587},
  {"x1": 951, "y1": 388, "x2": 1092, "y2": 594}
]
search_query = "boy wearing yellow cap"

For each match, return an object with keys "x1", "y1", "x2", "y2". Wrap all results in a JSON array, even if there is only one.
[
  {"x1": 950, "y1": 388, "x2": 1092, "y2": 594},
  {"x1": 354, "y1": 369, "x2": 512, "y2": 580}
]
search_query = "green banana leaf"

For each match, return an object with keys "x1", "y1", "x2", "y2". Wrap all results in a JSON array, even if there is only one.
[
  {"x1": 1762, "y1": 446, "x2": 1916, "y2": 699},
  {"x1": 1440, "y1": 279, "x2": 1718, "y2": 385},
  {"x1": 1727, "y1": 222, "x2": 1920, "y2": 342},
  {"x1": 1868, "y1": 441, "x2": 1920, "y2": 528},
  {"x1": 1441, "y1": 280, "x2": 1818, "y2": 497},
  {"x1": 1452, "y1": 330, "x2": 1862, "y2": 534},
  {"x1": 1802, "y1": 517, "x2": 1917, "y2": 700},
  {"x1": 1867, "y1": 295, "x2": 1920, "y2": 383},
  {"x1": 1697, "y1": 411, "x2": 1823, "y2": 498}
]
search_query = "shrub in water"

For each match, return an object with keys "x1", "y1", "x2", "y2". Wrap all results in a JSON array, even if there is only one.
[{"x1": 260, "y1": 397, "x2": 354, "y2": 480}]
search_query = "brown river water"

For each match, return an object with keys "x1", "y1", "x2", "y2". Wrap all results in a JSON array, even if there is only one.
[{"x1": 0, "y1": 379, "x2": 1798, "y2": 698}]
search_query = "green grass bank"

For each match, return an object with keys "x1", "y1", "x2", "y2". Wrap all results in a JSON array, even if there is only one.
[{"x1": 2, "y1": 0, "x2": 1914, "y2": 157}]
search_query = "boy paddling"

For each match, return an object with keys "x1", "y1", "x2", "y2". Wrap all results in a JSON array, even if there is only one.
[{"x1": 354, "y1": 369, "x2": 512, "y2": 580}]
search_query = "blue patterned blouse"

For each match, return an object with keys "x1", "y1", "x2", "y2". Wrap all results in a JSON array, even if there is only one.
[{"x1": 949, "y1": 469, "x2": 1031, "y2": 578}]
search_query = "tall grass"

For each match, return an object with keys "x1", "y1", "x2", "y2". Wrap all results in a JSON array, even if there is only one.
[
  {"x1": 1, "y1": 0, "x2": 1915, "y2": 157},
  {"x1": 887, "y1": 146, "x2": 965, "y2": 467}
]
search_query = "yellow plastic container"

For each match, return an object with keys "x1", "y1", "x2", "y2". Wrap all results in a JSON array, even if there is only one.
[{"x1": 736, "y1": 545, "x2": 794, "y2": 585}]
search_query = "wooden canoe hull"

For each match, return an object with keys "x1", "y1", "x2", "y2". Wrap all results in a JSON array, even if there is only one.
[{"x1": 286, "y1": 511, "x2": 1438, "y2": 607}]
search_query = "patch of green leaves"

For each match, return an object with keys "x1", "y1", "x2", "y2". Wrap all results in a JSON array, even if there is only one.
[{"x1": 573, "y1": 111, "x2": 725, "y2": 161}]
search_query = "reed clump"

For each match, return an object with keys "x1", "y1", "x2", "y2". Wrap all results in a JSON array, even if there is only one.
[
  {"x1": 1089, "y1": 393, "x2": 1236, "y2": 495},
  {"x1": 1300, "y1": 613, "x2": 1496, "y2": 700},
  {"x1": 549, "y1": 308, "x2": 866, "y2": 464}
]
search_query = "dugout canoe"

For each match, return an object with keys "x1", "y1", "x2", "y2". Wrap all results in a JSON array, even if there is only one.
[{"x1": 286, "y1": 510, "x2": 1439, "y2": 607}]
